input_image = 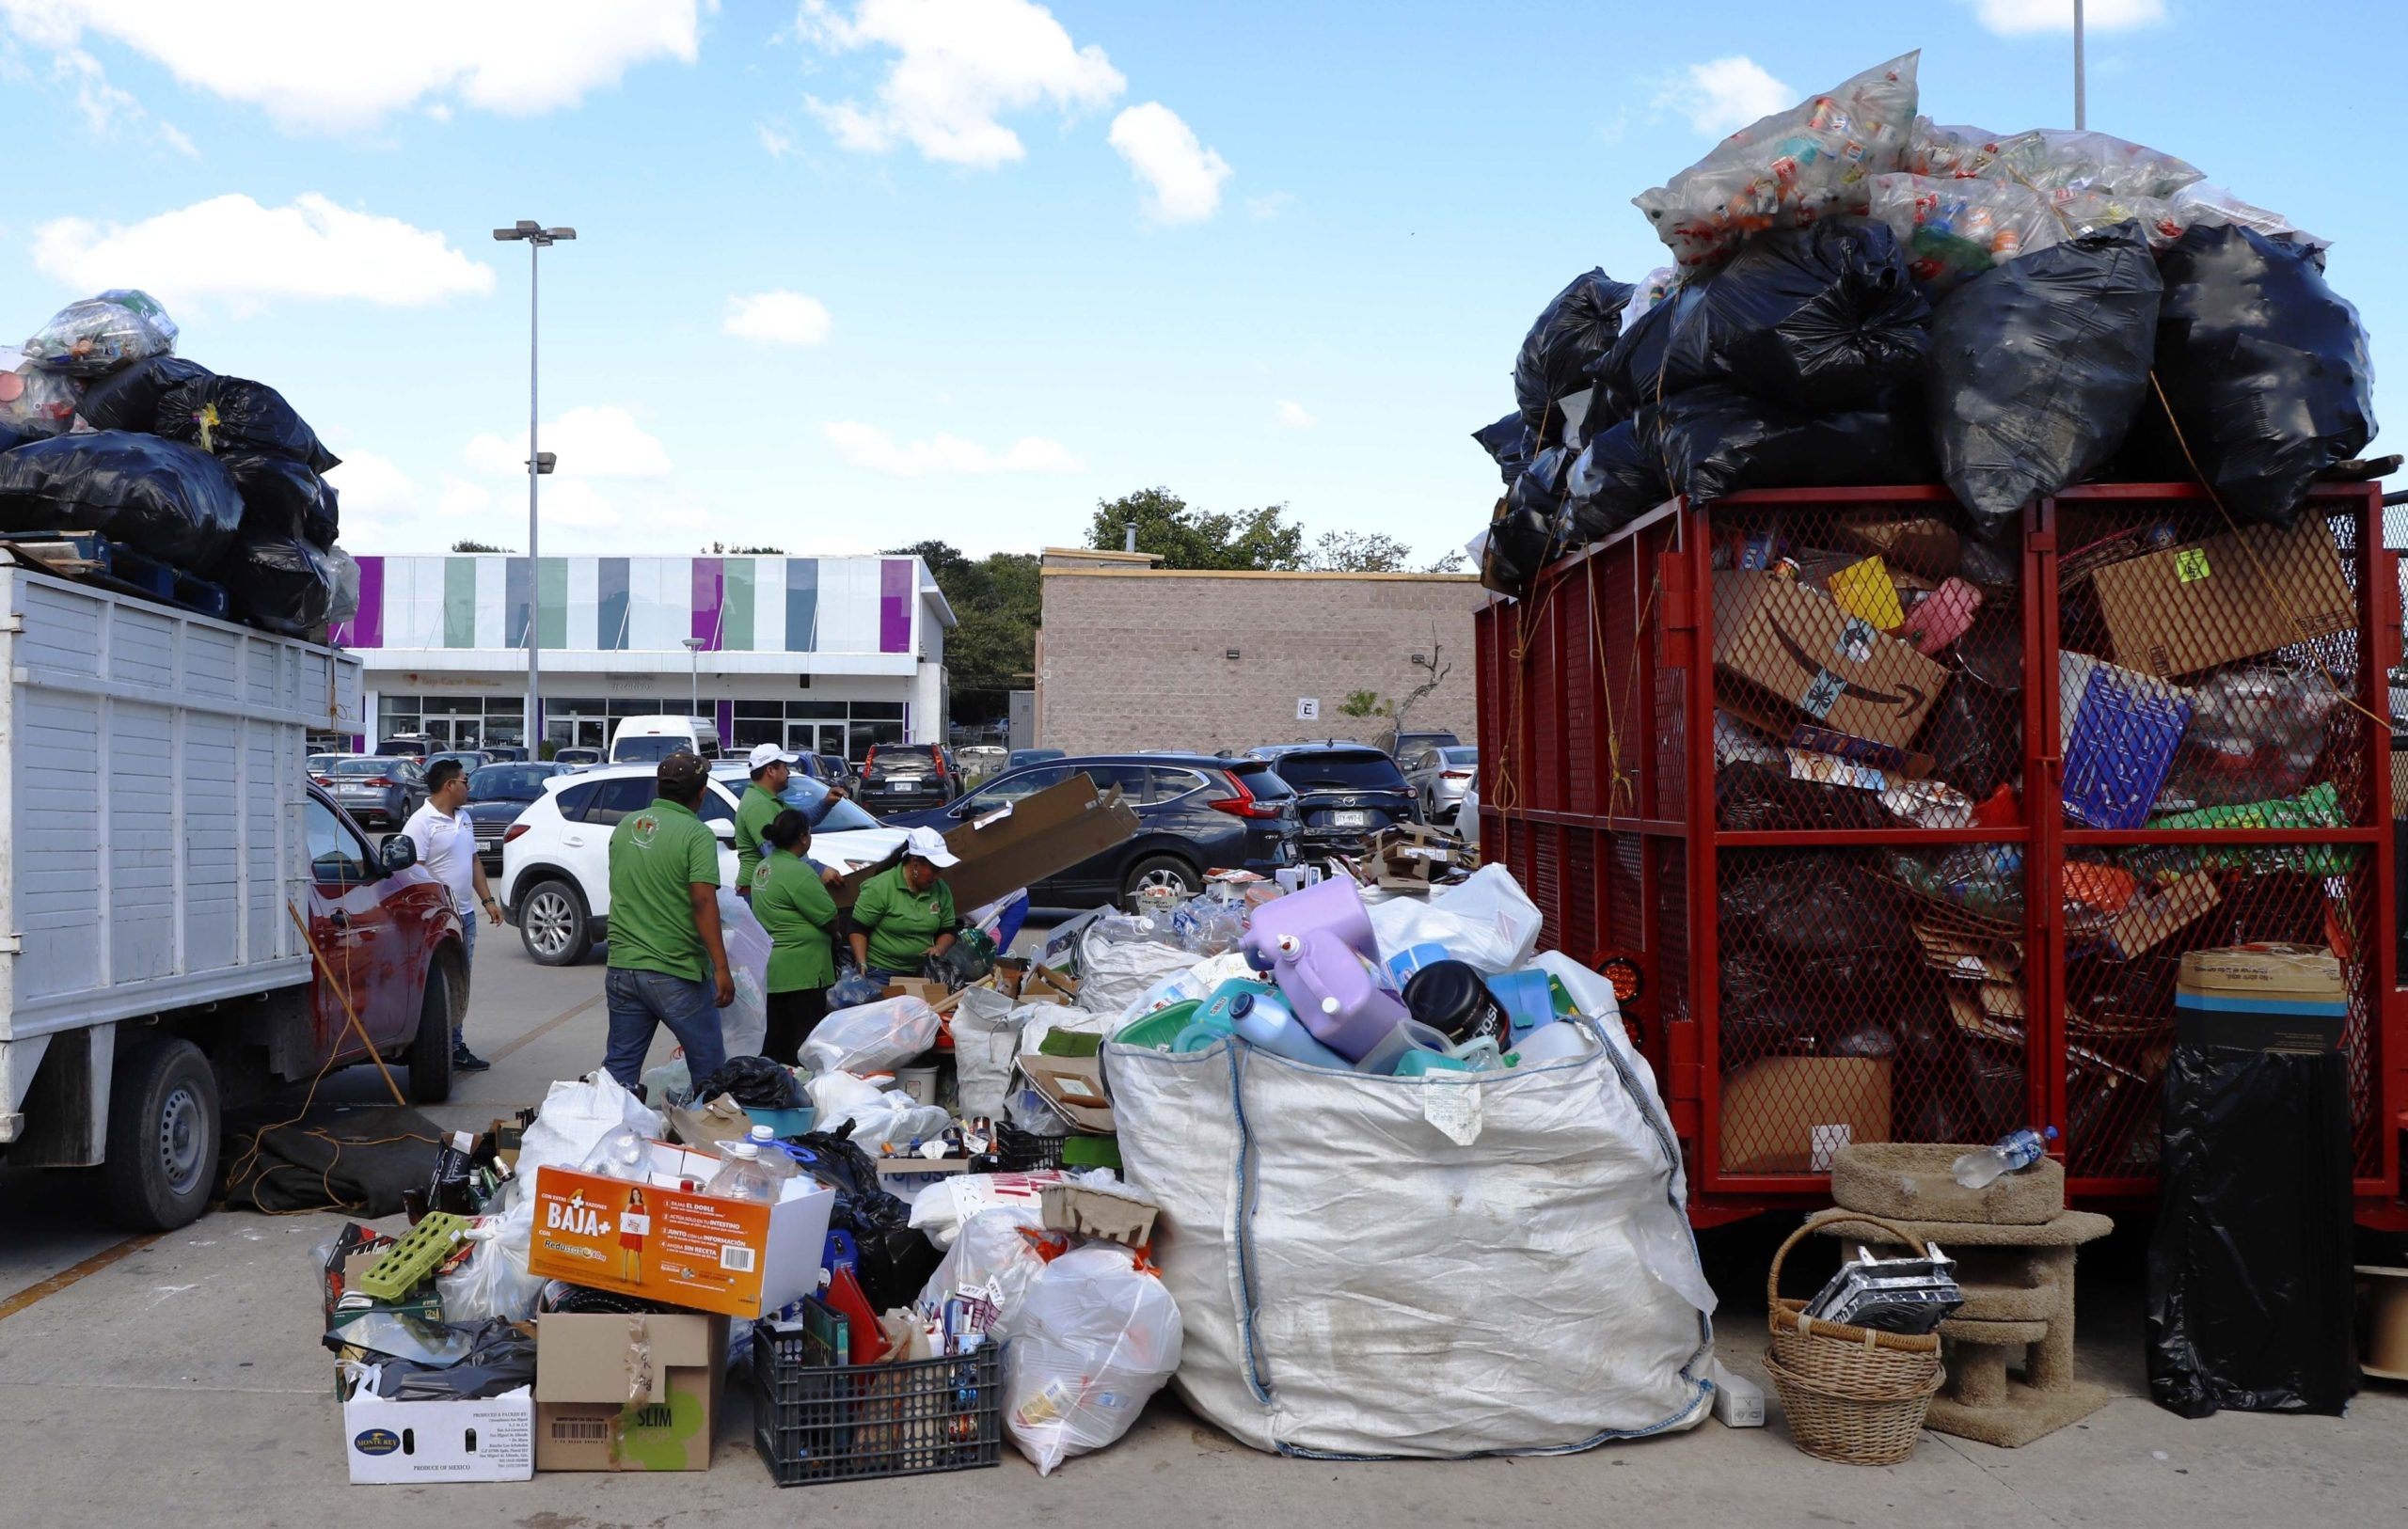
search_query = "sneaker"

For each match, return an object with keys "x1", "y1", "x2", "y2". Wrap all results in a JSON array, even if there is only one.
[{"x1": 452, "y1": 1044, "x2": 492, "y2": 1073}]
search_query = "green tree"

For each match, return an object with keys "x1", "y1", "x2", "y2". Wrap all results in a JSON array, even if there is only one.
[
  {"x1": 1308, "y1": 529, "x2": 1414, "y2": 573},
  {"x1": 451, "y1": 538, "x2": 515, "y2": 553},
  {"x1": 1338, "y1": 689, "x2": 1391, "y2": 719},
  {"x1": 885, "y1": 541, "x2": 1039, "y2": 724},
  {"x1": 1087, "y1": 487, "x2": 1306, "y2": 571}
]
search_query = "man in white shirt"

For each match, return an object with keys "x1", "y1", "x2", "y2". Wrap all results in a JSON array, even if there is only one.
[{"x1": 404, "y1": 757, "x2": 503, "y2": 1073}]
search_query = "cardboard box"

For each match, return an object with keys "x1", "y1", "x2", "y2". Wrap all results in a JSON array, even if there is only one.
[
  {"x1": 1835, "y1": 513, "x2": 1963, "y2": 582},
  {"x1": 2105, "y1": 872, "x2": 2222, "y2": 960},
  {"x1": 529, "y1": 1142, "x2": 834, "y2": 1320},
  {"x1": 341, "y1": 1374, "x2": 533, "y2": 1484},
  {"x1": 882, "y1": 977, "x2": 947, "y2": 1005},
  {"x1": 832, "y1": 776, "x2": 1141, "y2": 915},
  {"x1": 2175, "y1": 943, "x2": 2347, "y2": 1052},
  {"x1": 1713, "y1": 572, "x2": 1949, "y2": 750},
  {"x1": 1022, "y1": 1052, "x2": 1115, "y2": 1132},
  {"x1": 534, "y1": 1313, "x2": 727, "y2": 1472},
  {"x1": 1719, "y1": 1057, "x2": 1893, "y2": 1174},
  {"x1": 2088, "y1": 516, "x2": 2355, "y2": 679}
]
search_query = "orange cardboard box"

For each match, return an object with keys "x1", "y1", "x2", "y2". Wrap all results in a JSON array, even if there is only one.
[{"x1": 529, "y1": 1141, "x2": 833, "y2": 1320}]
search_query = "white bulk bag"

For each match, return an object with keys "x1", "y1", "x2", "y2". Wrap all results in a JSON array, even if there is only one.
[{"x1": 1108, "y1": 1012, "x2": 1713, "y2": 1458}]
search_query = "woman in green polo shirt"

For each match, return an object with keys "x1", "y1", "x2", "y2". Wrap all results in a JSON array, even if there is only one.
[
  {"x1": 752, "y1": 810, "x2": 839, "y2": 1064},
  {"x1": 848, "y1": 825, "x2": 960, "y2": 979}
]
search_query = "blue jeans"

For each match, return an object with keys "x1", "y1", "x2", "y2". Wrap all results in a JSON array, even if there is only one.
[
  {"x1": 603, "y1": 967, "x2": 727, "y2": 1090},
  {"x1": 455, "y1": 912, "x2": 477, "y2": 1045}
]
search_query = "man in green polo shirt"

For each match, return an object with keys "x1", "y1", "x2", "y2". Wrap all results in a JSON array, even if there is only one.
[
  {"x1": 735, "y1": 742, "x2": 852, "y2": 892},
  {"x1": 601, "y1": 751, "x2": 734, "y2": 1088},
  {"x1": 849, "y1": 825, "x2": 962, "y2": 977}
]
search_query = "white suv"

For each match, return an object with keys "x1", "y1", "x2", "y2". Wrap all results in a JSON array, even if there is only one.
[{"x1": 500, "y1": 763, "x2": 902, "y2": 966}]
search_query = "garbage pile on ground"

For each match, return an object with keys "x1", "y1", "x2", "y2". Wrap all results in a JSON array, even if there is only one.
[
  {"x1": 1472, "y1": 48, "x2": 2380, "y2": 594},
  {"x1": 0, "y1": 290, "x2": 356, "y2": 637}
]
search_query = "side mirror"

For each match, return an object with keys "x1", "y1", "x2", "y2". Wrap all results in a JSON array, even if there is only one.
[{"x1": 378, "y1": 835, "x2": 418, "y2": 875}]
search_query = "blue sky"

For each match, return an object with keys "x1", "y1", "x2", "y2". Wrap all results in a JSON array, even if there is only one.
[{"x1": 0, "y1": 1, "x2": 2397, "y2": 563}]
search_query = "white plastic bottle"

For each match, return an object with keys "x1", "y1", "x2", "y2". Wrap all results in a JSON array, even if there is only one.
[
  {"x1": 1952, "y1": 1126, "x2": 2058, "y2": 1190},
  {"x1": 745, "y1": 1124, "x2": 798, "y2": 1185},
  {"x1": 705, "y1": 1141, "x2": 777, "y2": 1202}
]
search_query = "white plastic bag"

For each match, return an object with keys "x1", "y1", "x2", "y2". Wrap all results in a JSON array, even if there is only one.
[
  {"x1": 916, "y1": 1204, "x2": 1067, "y2": 1326},
  {"x1": 1867, "y1": 173, "x2": 2063, "y2": 292},
  {"x1": 717, "y1": 889, "x2": 771, "y2": 1058},
  {"x1": 514, "y1": 1070, "x2": 663, "y2": 1190},
  {"x1": 800, "y1": 995, "x2": 940, "y2": 1076},
  {"x1": 1364, "y1": 863, "x2": 1543, "y2": 974},
  {"x1": 22, "y1": 289, "x2": 179, "y2": 376},
  {"x1": 436, "y1": 1213, "x2": 547, "y2": 1323},
  {"x1": 0, "y1": 362, "x2": 82, "y2": 438},
  {"x1": 907, "y1": 1170, "x2": 1070, "y2": 1250},
  {"x1": 1116, "y1": 951, "x2": 1255, "y2": 1029},
  {"x1": 1003, "y1": 1243, "x2": 1184, "y2": 1474}
]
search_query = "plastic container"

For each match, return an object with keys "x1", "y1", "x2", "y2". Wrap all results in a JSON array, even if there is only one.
[
  {"x1": 1509, "y1": 1020, "x2": 1597, "y2": 1066},
  {"x1": 745, "y1": 1105, "x2": 816, "y2": 1138},
  {"x1": 1204, "y1": 981, "x2": 1350, "y2": 1068},
  {"x1": 751, "y1": 1318, "x2": 1002, "y2": 1486},
  {"x1": 1386, "y1": 940, "x2": 1453, "y2": 987},
  {"x1": 1353, "y1": 1018, "x2": 1457, "y2": 1076},
  {"x1": 896, "y1": 1066, "x2": 940, "y2": 1107},
  {"x1": 1952, "y1": 1126, "x2": 2059, "y2": 1189},
  {"x1": 1482, "y1": 969, "x2": 1555, "y2": 1039},
  {"x1": 1403, "y1": 959, "x2": 1512, "y2": 1047},
  {"x1": 705, "y1": 1142, "x2": 777, "y2": 1202},
  {"x1": 1172, "y1": 1015, "x2": 1236, "y2": 1053},
  {"x1": 1240, "y1": 875, "x2": 1377, "y2": 970},
  {"x1": 1263, "y1": 931, "x2": 1409, "y2": 1061},
  {"x1": 1115, "y1": 999, "x2": 1204, "y2": 1051}
]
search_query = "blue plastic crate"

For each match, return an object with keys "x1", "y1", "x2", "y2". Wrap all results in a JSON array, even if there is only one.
[{"x1": 2062, "y1": 654, "x2": 2193, "y2": 829}]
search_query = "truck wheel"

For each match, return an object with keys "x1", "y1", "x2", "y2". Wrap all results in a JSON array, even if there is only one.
[
  {"x1": 1120, "y1": 854, "x2": 1199, "y2": 911},
  {"x1": 407, "y1": 954, "x2": 456, "y2": 1105},
  {"x1": 102, "y1": 1036, "x2": 221, "y2": 1232},
  {"x1": 518, "y1": 878, "x2": 592, "y2": 966}
]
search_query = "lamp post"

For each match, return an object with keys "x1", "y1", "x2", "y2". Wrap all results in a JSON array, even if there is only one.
[
  {"x1": 2073, "y1": 0, "x2": 2086, "y2": 130},
  {"x1": 491, "y1": 219, "x2": 576, "y2": 755},
  {"x1": 682, "y1": 637, "x2": 705, "y2": 718}
]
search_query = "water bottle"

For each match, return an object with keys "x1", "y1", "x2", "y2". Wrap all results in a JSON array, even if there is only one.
[
  {"x1": 705, "y1": 1141, "x2": 778, "y2": 1203},
  {"x1": 746, "y1": 1125, "x2": 799, "y2": 1185},
  {"x1": 1952, "y1": 1126, "x2": 2058, "y2": 1190}
]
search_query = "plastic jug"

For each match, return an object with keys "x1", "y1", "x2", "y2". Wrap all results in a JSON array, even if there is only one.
[
  {"x1": 1241, "y1": 875, "x2": 1377, "y2": 970},
  {"x1": 1172, "y1": 1014, "x2": 1236, "y2": 1053},
  {"x1": 1386, "y1": 940, "x2": 1453, "y2": 988},
  {"x1": 1261, "y1": 931, "x2": 1408, "y2": 1062},
  {"x1": 1353, "y1": 1017, "x2": 1458, "y2": 1076},
  {"x1": 1403, "y1": 959, "x2": 1512, "y2": 1047},
  {"x1": 1198, "y1": 979, "x2": 1350, "y2": 1069},
  {"x1": 1116, "y1": 999, "x2": 1204, "y2": 1051},
  {"x1": 1509, "y1": 1020, "x2": 1596, "y2": 1066},
  {"x1": 1482, "y1": 969, "x2": 1555, "y2": 1040}
]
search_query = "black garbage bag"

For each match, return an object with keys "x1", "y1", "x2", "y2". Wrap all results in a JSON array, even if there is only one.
[
  {"x1": 1471, "y1": 411, "x2": 1535, "y2": 486},
  {"x1": 223, "y1": 533, "x2": 338, "y2": 636},
  {"x1": 689, "y1": 1054, "x2": 805, "y2": 1111},
  {"x1": 1716, "y1": 761, "x2": 1903, "y2": 832},
  {"x1": 1561, "y1": 415, "x2": 1669, "y2": 542},
  {"x1": 1654, "y1": 386, "x2": 1933, "y2": 504},
  {"x1": 1661, "y1": 221, "x2": 1932, "y2": 414},
  {"x1": 1592, "y1": 283, "x2": 1703, "y2": 420},
  {"x1": 1480, "y1": 502, "x2": 1553, "y2": 599},
  {"x1": 2143, "y1": 223, "x2": 2374, "y2": 526},
  {"x1": 1515, "y1": 269, "x2": 1635, "y2": 433},
  {"x1": 72, "y1": 355, "x2": 211, "y2": 433},
  {"x1": 784, "y1": 1127, "x2": 940, "y2": 1309},
  {"x1": 371, "y1": 1319, "x2": 538, "y2": 1401},
  {"x1": 0, "y1": 430, "x2": 245, "y2": 568},
  {"x1": 1927, "y1": 223, "x2": 2162, "y2": 535},
  {"x1": 226, "y1": 452, "x2": 339, "y2": 544},
  {"x1": 2147, "y1": 1042, "x2": 2357, "y2": 1416},
  {"x1": 155, "y1": 372, "x2": 341, "y2": 472}
]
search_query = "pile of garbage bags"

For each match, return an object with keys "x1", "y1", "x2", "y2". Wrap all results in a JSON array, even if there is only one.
[
  {"x1": 1474, "y1": 48, "x2": 2376, "y2": 597},
  {"x1": 0, "y1": 290, "x2": 354, "y2": 635}
]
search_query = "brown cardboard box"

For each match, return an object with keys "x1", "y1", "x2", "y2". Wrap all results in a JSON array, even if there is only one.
[
  {"x1": 1836, "y1": 513, "x2": 1963, "y2": 582},
  {"x1": 2175, "y1": 942, "x2": 2347, "y2": 1052},
  {"x1": 1023, "y1": 1052, "x2": 1115, "y2": 1132},
  {"x1": 2088, "y1": 516, "x2": 2354, "y2": 679},
  {"x1": 1719, "y1": 1057, "x2": 1893, "y2": 1174},
  {"x1": 832, "y1": 776, "x2": 1142, "y2": 914},
  {"x1": 2105, "y1": 872, "x2": 2222, "y2": 960},
  {"x1": 1713, "y1": 572, "x2": 1949, "y2": 749},
  {"x1": 881, "y1": 977, "x2": 947, "y2": 1005},
  {"x1": 534, "y1": 1313, "x2": 727, "y2": 1472}
]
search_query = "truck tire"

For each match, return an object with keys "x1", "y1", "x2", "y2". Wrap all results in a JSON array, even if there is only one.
[
  {"x1": 407, "y1": 954, "x2": 456, "y2": 1105},
  {"x1": 102, "y1": 1036, "x2": 221, "y2": 1232},
  {"x1": 518, "y1": 878, "x2": 592, "y2": 966},
  {"x1": 1120, "y1": 853, "x2": 1200, "y2": 911}
]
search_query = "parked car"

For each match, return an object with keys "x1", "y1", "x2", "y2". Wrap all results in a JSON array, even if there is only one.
[
  {"x1": 481, "y1": 746, "x2": 530, "y2": 763},
  {"x1": 860, "y1": 742, "x2": 963, "y2": 814},
  {"x1": 306, "y1": 752, "x2": 341, "y2": 786},
  {"x1": 881, "y1": 752, "x2": 1300, "y2": 909},
  {"x1": 425, "y1": 749, "x2": 490, "y2": 779},
  {"x1": 610, "y1": 714, "x2": 724, "y2": 763},
  {"x1": 818, "y1": 753, "x2": 861, "y2": 793},
  {"x1": 1249, "y1": 742, "x2": 1418, "y2": 857},
  {"x1": 1402, "y1": 743, "x2": 1479, "y2": 823},
  {"x1": 500, "y1": 763, "x2": 901, "y2": 966},
  {"x1": 464, "y1": 761, "x2": 576, "y2": 870},
  {"x1": 553, "y1": 746, "x2": 604, "y2": 768},
  {"x1": 1378, "y1": 726, "x2": 1461, "y2": 760},
  {"x1": 1007, "y1": 748, "x2": 1067, "y2": 769},
  {"x1": 324, "y1": 753, "x2": 430, "y2": 828},
  {"x1": 374, "y1": 735, "x2": 434, "y2": 759},
  {"x1": 957, "y1": 744, "x2": 1009, "y2": 782}
]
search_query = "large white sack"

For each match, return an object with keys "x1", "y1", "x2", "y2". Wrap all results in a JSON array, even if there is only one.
[
  {"x1": 1076, "y1": 923, "x2": 1198, "y2": 1017},
  {"x1": 1108, "y1": 1014, "x2": 1713, "y2": 1458},
  {"x1": 952, "y1": 985, "x2": 1033, "y2": 1117},
  {"x1": 801, "y1": 995, "x2": 940, "y2": 1076}
]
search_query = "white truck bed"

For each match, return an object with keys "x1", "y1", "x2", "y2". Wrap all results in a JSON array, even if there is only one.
[{"x1": 0, "y1": 565, "x2": 362, "y2": 1143}]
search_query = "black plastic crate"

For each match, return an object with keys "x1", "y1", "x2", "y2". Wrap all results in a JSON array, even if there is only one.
[
  {"x1": 751, "y1": 1319, "x2": 1002, "y2": 1486},
  {"x1": 994, "y1": 1122, "x2": 1068, "y2": 1171}
]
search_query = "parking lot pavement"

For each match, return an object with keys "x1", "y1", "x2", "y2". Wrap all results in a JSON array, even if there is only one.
[{"x1": 4, "y1": 927, "x2": 2405, "y2": 1524}]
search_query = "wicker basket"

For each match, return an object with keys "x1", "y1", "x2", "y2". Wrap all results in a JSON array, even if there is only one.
[{"x1": 1764, "y1": 1213, "x2": 1946, "y2": 1465}]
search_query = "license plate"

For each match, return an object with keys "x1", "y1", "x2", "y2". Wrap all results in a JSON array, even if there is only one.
[
  {"x1": 885, "y1": 778, "x2": 924, "y2": 791},
  {"x1": 1331, "y1": 810, "x2": 1369, "y2": 828}
]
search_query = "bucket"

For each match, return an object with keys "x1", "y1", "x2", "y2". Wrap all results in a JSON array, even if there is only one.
[
  {"x1": 1116, "y1": 999, "x2": 1205, "y2": 1051},
  {"x1": 895, "y1": 1066, "x2": 940, "y2": 1107}
]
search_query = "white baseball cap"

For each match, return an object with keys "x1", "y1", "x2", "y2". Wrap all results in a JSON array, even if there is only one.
[
  {"x1": 747, "y1": 742, "x2": 800, "y2": 772},
  {"x1": 903, "y1": 826, "x2": 961, "y2": 868}
]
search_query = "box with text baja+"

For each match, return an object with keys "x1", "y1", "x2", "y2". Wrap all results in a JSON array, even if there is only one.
[
  {"x1": 830, "y1": 775, "x2": 1142, "y2": 914},
  {"x1": 340, "y1": 1375, "x2": 533, "y2": 1485},
  {"x1": 1713, "y1": 571, "x2": 1949, "y2": 750},
  {"x1": 529, "y1": 1141, "x2": 833, "y2": 1320},
  {"x1": 534, "y1": 1313, "x2": 728, "y2": 1472}
]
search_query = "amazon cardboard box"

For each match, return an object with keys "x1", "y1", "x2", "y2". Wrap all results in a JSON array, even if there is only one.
[
  {"x1": 1719, "y1": 1057, "x2": 1893, "y2": 1174},
  {"x1": 1713, "y1": 571, "x2": 1949, "y2": 750},
  {"x1": 2089, "y1": 516, "x2": 2354, "y2": 679},
  {"x1": 831, "y1": 776, "x2": 1142, "y2": 915},
  {"x1": 534, "y1": 1313, "x2": 727, "y2": 1472},
  {"x1": 528, "y1": 1142, "x2": 833, "y2": 1320}
]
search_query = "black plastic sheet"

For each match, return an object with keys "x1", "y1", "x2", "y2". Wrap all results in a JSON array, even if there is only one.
[
  {"x1": 1660, "y1": 221, "x2": 1931, "y2": 414},
  {"x1": 689, "y1": 1054, "x2": 805, "y2": 1110},
  {"x1": 0, "y1": 430, "x2": 245, "y2": 568},
  {"x1": 1514, "y1": 269, "x2": 1634, "y2": 433},
  {"x1": 1928, "y1": 223, "x2": 2162, "y2": 533},
  {"x1": 155, "y1": 372, "x2": 341, "y2": 472},
  {"x1": 372, "y1": 1319, "x2": 538, "y2": 1401},
  {"x1": 1653, "y1": 386, "x2": 1932, "y2": 504},
  {"x1": 2147, "y1": 1042, "x2": 2358, "y2": 1416}
]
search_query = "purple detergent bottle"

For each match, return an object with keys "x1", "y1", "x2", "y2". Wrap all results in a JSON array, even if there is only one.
[{"x1": 1259, "y1": 929, "x2": 1408, "y2": 1063}]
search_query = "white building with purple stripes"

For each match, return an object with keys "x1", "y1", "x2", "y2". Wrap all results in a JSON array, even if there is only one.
[{"x1": 332, "y1": 552, "x2": 954, "y2": 761}]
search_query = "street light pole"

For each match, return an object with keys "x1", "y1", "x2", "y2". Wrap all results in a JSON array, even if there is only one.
[
  {"x1": 491, "y1": 220, "x2": 576, "y2": 755},
  {"x1": 2073, "y1": 0, "x2": 2087, "y2": 130},
  {"x1": 683, "y1": 637, "x2": 705, "y2": 718}
]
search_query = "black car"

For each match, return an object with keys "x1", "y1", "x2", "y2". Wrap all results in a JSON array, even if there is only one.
[
  {"x1": 1250, "y1": 742, "x2": 1418, "y2": 857},
  {"x1": 463, "y1": 761, "x2": 575, "y2": 869},
  {"x1": 859, "y1": 742, "x2": 963, "y2": 814},
  {"x1": 818, "y1": 753, "x2": 861, "y2": 793},
  {"x1": 881, "y1": 752, "x2": 1300, "y2": 908}
]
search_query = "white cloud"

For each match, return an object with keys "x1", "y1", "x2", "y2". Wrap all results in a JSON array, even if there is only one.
[
  {"x1": 1275, "y1": 400, "x2": 1316, "y2": 430},
  {"x1": 758, "y1": 121, "x2": 797, "y2": 157},
  {"x1": 797, "y1": 0, "x2": 1124, "y2": 166},
  {"x1": 1969, "y1": 0, "x2": 2164, "y2": 32},
  {"x1": 1245, "y1": 191, "x2": 1295, "y2": 221},
  {"x1": 1659, "y1": 55, "x2": 1796, "y2": 135},
  {"x1": 436, "y1": 478, "x2": 493, "y2": 519},
  {"x1": 1108, "y1": 102, "x2": 1230, "y2": 224},
  {"x1": 466, "y1": 405, "x2": 673, "y2": 481},
  {"x1": 822, "y1": 420, "x2": 1083, "y2": 477},
  {"x1": 51, "y1": 46, "x2": 196, "y2": 154},
  {"x1": 321, "y1": 451, "x2": 422, "y2": 537},
  {"x1": 32, "y1": 194, "x2": 494, "y2": 310},
  {"x1": 0, "y1": 0, "x2": 701, "y2": 134},
  {"x1": 724, "y1": 290, "x2": 832, "y2": 346}
]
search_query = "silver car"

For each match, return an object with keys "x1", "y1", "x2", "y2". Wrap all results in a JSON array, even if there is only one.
[{"x1": 1402, "y1": 744, "x2": 1478, "y2": 822}]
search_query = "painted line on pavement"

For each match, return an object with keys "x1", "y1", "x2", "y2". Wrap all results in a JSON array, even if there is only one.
[
  {"x1": 0, "y1": 1234, "x2": 161, "y2": 1324},
  {"x1": 486, "y1": 993, "x2": 603, "y2": 1064}
]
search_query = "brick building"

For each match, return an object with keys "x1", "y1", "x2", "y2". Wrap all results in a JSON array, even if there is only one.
[{"x1": 1035, "y1": 548, "x2": 1481, "y2": 755}]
